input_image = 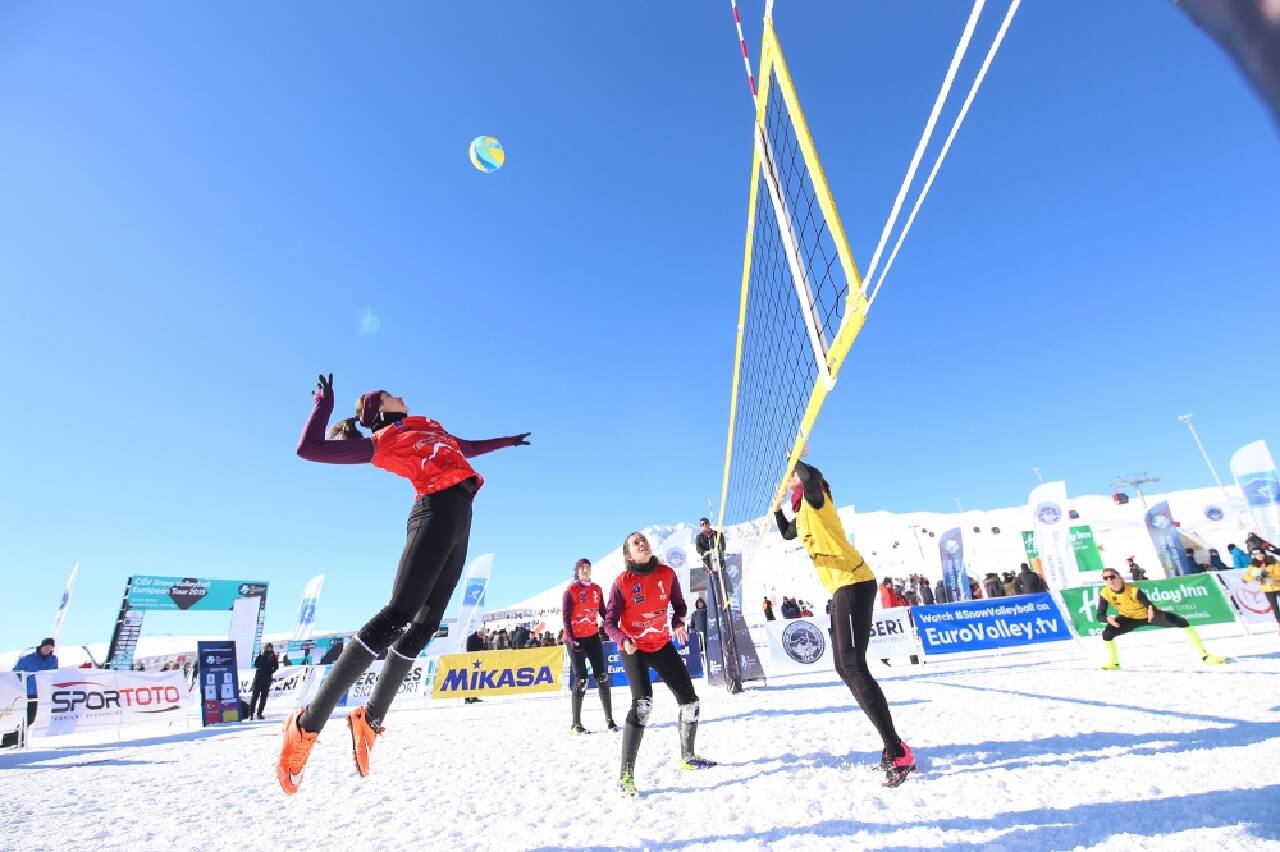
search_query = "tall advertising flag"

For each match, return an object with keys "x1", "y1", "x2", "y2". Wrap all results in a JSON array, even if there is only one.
[
  {"x1": 1229, "y1": 439, "x2": 1280, "y2": 543},
  {"x1": 445, "y1": 553, "x2": 492, "y2": 656},
  {"x1": 940, "y1": 528, "x2": 971, "y2": 602},
  {"x1": 1030, "y1": 481, "x2": 1077, "y2": 590},
  {"x1": 290, "y1": 574, "x2": 325, "y2": 642},
  {"x1": 51, "y1": 562, "x2": 79, "y2": 644},
  {"x1": 1144, "y1": 501, "x2": 1195, "y2": 577}
]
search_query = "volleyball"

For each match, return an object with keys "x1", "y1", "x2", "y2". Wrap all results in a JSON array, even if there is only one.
[{"x1": 469, "y1": 136, "x2": 505, "y2": 173}]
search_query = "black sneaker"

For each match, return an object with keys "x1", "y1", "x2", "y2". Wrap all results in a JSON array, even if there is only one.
[
  {"x1": 569, "y1": 723, "x2": 588, "y2": 735},
  {"x1": 605, "y1": 721, "x2": 620, "y2": 732}
]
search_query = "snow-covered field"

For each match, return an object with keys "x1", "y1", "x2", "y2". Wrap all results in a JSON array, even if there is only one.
[{"x1": 3, "y1": 633, "x2": 1279, "y2": 851}]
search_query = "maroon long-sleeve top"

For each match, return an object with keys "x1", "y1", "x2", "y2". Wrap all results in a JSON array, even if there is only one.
[{"x1": 295, "y1": 390, "x2": 520, "y2": 465}]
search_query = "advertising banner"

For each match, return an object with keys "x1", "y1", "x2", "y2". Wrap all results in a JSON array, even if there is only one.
[
  {"x1": 913, "y1": 594, "x2": 1072, "y2": 655},
  {"x1": 432, "y1": 646, "x2": 563, "y2": 699},
  {"x1": 0, "y1": 674, "x2": 24, "y2": 734},
  {"x1": 565, "y1": 637, "x2": 704, "y2": 689},
  {"x1": 1030, "y1": 481, "x2": 1078, "y2": 590},
  {"x1": 31, "y1": 669, "x2": 190, "y2": 737},
  {"x1": 435, "y1": 554, "x2": 492, "y2": 657},
  {"x1": 1214, "y1": 569, "x2": 1279, "y2": 625},
  {"x1": 290, "y1": 574, "x2": 325, "y2": 643},
  {"x1": 763, "y1": 607, "x2": 918, "y2": 674},
  {"x1": 704, "y1": 553, "x2": 766, "y2": 688},
  {"x1": 126, "y1": 576, "x2": 269, "y2": 611},
  {"x1": 1059, "y1": 574, "x2": 1238, "y2": 638},
  {"x1": 1025, "y1": 527, "x2": 1104, "y2": 573},
  {"x1": 940, "y1": 527, "x2": 971, "y2": 602},
  {"x1": 196, "y1": 640, "x2": 241, "y2": 726},
  {"x1": 236, "y1": 665, "x2": 311, "y2": 714},
  {"x1": 1230, "y1": 439, "x2": 1280, "y2": 543},
  {"x1": 1144, "y1": 502, "x2": 1196, "y2": 577},
  {"x1": 341, "y1": 659, "x2": 430, "y2": 708}
]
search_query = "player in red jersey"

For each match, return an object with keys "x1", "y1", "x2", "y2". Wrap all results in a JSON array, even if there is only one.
[
  {"x1": 604, "y1": 532, "x2": 716, "y2": 796},
  {"x1": 563, "y1": 558, "x2": 618, "y2": 734},
  {"x1": 277, "y1": 373, "x2": 529, "y2": 794}
]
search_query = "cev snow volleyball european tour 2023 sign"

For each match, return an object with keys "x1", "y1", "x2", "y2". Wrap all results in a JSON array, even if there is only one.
[{"x1": 469, "y1": 136, "x2": 504, "y2": 173}]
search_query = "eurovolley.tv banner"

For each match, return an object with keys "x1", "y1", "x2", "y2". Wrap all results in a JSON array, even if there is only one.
[
  {"x1": 1059, "y1": 574, "x2": 1237, "y2": 638},
  {"x1": 1231, "y1": 439, "x2": 1280, "y2": 544},
  {"x1": 1144, "y1": 502, "x2": 1196, "y2": 577},
  {"x1": 913, "y1": 594, "x2": 1072, "y2": 655}
]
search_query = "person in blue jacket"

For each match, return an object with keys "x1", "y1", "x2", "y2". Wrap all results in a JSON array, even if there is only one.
[
  {"x1": 1228, "y1": 543, "x2": 1252, "y2": 569},
  {"x1": 4, "y1": 637, "x2": 58, "y2": 748}
]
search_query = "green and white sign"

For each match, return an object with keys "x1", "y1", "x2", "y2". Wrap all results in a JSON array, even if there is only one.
[
  {"x1": 1059, "y1": 574, "x2": 1237, "y2": 638},
  {"x1": 1022, "y1": 525, "x2": 1104, "y2": 572}
]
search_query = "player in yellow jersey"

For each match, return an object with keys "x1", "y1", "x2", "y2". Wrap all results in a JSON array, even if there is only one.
[
  {"x1": 1095, "y1": 568, "x2": 1227, "y2": 669},
  {"x1": 1242, "y1": 545, "x2": 1280, "y2": 634},
  {"x1": 775, "y1": 458, "x2": 915, "y2": 787}
]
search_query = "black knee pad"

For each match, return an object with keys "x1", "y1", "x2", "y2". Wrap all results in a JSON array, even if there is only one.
[
  {"x1": 678, "y1": 700, "x2": 700, "y2": 723},
  {"x1": 627, "y1": 697, "x2": 653, "y2": 728},
  {"x1": 573, "y1": 678, "x2": 588, "y2": 696},
  {"x1": 358, "y1": 605, "x2": 416, "y2": 651},
  {"x1": 392, "y1": 621, "x2": 439, "y2": 657}
]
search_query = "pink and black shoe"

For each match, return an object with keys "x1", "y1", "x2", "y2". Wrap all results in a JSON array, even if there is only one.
[{"x1": 882, "y1": 741, "x2": 915, "y2": 788}]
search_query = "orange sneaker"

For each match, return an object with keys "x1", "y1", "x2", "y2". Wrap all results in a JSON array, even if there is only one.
[
  {"x1": 276, "y1": 708, "x2": 319, "y2": 795},
  {"x1": 346, "y1": 706, "x2": 383, "y2": 778}
]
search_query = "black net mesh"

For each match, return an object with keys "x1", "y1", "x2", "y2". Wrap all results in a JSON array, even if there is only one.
[{"x1": 722, "y1": 78, "x2": 855, "y2": 528}]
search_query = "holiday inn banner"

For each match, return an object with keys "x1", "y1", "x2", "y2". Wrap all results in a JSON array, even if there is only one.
[{"x1": 1059, "y1": 574, "x2": 1237, "y2": 638}]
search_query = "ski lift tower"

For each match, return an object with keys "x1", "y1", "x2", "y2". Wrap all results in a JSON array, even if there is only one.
[{"x1": 1112, "y1": 473, "x2": 1160, "y2": 510}]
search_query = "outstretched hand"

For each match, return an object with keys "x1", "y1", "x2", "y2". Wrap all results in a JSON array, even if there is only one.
[
  {"x1": 513, "y1": 432, "x2": 532, "y2": 446},
  {"x1": 313, "y1": 373, "x2": 334, "y2": 402}
]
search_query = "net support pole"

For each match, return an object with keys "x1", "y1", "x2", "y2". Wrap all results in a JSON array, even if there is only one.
[{"x1": 754, "y1": 123, "x2": 835, "y2": 391}]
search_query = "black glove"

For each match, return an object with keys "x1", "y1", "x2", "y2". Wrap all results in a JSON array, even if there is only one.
[
  {"x1": 314, "y1": 373, "x2": 334, "y2": 400},
  {"x1": 513, "y1": 432, "x2": 531, "y2": 446}
]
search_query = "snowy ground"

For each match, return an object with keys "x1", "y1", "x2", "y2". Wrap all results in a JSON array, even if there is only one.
[{"x1": 3, "y1": 633, "x2": 1279, "y2": 851}]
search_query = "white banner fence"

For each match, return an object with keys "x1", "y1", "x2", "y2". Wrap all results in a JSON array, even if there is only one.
[
  {"x1": 761, "y1": 606, "x2": 919, "y2": 675},
  {"x1": 31, "y1": 668, "x2": 192, "y2": 739}
]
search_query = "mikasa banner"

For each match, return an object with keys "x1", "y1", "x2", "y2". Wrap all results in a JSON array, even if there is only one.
[
  {"x1": 762, "y1": 608, "x2": 917, "y2": 675},
  {"x1": 32, "y1": 669, "x2": 190, "y2": 737},
  {"x1": 1029, "y1": 481, "x2": 1077, "y2": 590}
]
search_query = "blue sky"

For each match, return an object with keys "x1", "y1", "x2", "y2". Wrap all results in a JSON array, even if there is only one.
[{"x1": 1, "y1": 2, "x2": 1276, "y2": 653}]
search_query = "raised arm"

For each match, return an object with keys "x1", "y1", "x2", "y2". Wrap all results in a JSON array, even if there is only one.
[
  {"x1": 455, "y1": 433, "x2": 531, "y2": 458},
  {"x1": 296, "y1": 374, "x2": 374, "y2": 465},
  {"x1": 775, "y1": 508, "x2": 797, "y2": 540},
  {"x1": 794, "y1": 460, "x2": 826, "y2": 509}
]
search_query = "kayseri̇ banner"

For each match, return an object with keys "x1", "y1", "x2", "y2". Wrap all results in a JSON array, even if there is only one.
[
  {"x1": 33, "y1": 669, "x2": 190, "y2": 737},
  {"x1": 1214, "y1": 569, "x2": 1279, "y2": 625},
  {"x1": 432, "y1": 646, "x2": 563, "y2": 699},
  {"x1": 1059, "y1": 574, "x2": 1237, "y2": 638},
  {"x1": 237, "y1": 665, "x2": 311, "y2": 715},
  {"x1": 763, "y1": 607, "x2": 917, "y2": 674},
  {"x1": 913, "y1": 594, "x2": 1072, "y2": 655}
]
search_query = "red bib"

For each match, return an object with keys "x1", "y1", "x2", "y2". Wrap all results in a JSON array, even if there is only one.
[
  {"x1": 370, "y1": 416, "x2": 482, "y2": 497},
  {"x1": 614, "y1": 564, "x2": 676, "y2": 653},
  {"x1": 567, "y1": 583, "x2": 605, "y2": 639}
]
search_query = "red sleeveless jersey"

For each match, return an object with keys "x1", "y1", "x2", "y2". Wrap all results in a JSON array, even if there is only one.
[
  {"x1": 566, "y1": 582, "x2": 605, "y2": 639},
  {"x1": 370, "y1": 416, "x2": 482, "y2": 497},
  {"x1": 613, "y1": 564, "x2": 677, "y2": 653}
]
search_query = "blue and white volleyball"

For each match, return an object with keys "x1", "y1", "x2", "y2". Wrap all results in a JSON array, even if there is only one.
[{"x1": 469, "y1": 136, "x2": 505, "y2": 173}]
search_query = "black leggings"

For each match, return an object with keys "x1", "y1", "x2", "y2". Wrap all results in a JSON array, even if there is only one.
[
  {"x1": 619, "y1": 641, "x2": 697, "y2": 715},
  {"x1": 1100, "y1": 610, "x2": 1189, "y2": 640},
  {"x1": 250, "y1": 682, "x2": 269, "y2": 718},
  {"x1": 300, "y1": 481, "x2": 474, "y2": 733},
  {"x1": 570, "y1": 634, "x2": 608, "y2": 684},
  {"x1": 1267, "y1": 590, "x2": 1280, "y2": 623},
  {"x1": 831, "y1": 581, "x2": 902, "y2": 754}
]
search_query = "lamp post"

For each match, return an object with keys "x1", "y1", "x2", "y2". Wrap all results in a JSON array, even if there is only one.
[{"x1": 1178, "y1": 413, "x2": 1245, "y2": 531}]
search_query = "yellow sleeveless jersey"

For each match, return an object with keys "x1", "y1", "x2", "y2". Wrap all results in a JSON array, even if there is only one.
[
  {"x1": 1100, "y1": 584, "x2": 1148, "y2": 619},
  {"x1": 796, "y1": 498, "x2": 874, "y2": 594},
  {"x1": 1244, "y1": 561, "x2": 1280, "y2": 593}
]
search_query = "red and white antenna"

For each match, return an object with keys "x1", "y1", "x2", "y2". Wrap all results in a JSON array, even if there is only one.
[{"x1": 729, "y1": 0, "x2": 757, "y2": 99}]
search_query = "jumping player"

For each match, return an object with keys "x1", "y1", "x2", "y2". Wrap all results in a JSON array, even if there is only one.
[
  {"x1": 1096, "y1": 568, "x2": 1227, "y2": 669},
  {"x1": 277, "y1": 373, "x2": 529, "y2": 794},
  {"x1": 605, "y1": 532, "x2": 716, "y2": 796},
  {"x1": 775, "y1": 457, "x2": 916, "y2": 787},
  {"x1": 562, "y1": 558, "x2": 618, "y2": 734}
]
